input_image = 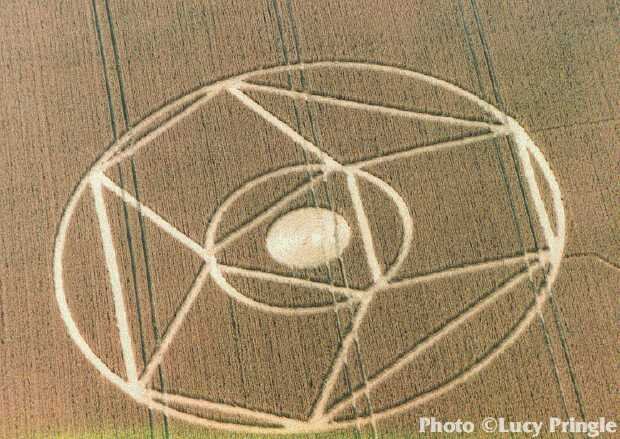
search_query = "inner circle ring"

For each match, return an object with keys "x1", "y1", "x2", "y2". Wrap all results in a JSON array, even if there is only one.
[{"x1": 204, "y1": 162, "x2": 414, "y2": 314}]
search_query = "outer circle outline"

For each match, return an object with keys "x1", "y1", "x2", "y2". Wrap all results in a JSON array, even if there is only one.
[{"x1": 52, "y1": 61, "x2": 565, "y2": 434}]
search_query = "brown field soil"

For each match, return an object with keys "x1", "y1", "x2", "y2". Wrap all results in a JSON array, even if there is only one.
[{"x1": 1, "y1": 1, "x2": 617, "y2": 438}]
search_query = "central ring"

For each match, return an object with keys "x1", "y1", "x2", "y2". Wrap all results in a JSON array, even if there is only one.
[{"x1": 204, "y1": 164, "x2": 414, "y2": 312}]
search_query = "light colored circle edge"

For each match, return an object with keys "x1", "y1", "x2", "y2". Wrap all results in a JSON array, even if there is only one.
[{"x1": 52, "y1": 61, "x2": 565, "y2": 434}]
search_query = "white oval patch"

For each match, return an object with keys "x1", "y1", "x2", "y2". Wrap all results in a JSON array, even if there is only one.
[{"x1": 266, "y1": 207, "x2": 352, "y2": 269}]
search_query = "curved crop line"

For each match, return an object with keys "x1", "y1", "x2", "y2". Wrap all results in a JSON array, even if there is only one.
[
  {"x1": 141, "y1": 257, "x2": 350, "y2": 388},
  {"x1": 228, "y1": 87, "x2": 341, "y2": 168},
  {"x1": 344, "y1": 171, "x2": 383, "y2": 282},
  {"x1": 97, "y1": 173, "x2": 213, "y2": 262},
  {"x1": 135, "y1": 395, "x2": 294, "y2": 434},
  {"x1": 140, "y1": 258, "x2": 347, "y2": 384},
  {"x1": 233, "y1": 61, "x2": 508, "y2": 122},
  {"x1": 102, "y1": 90, "x2": 218, "y2": 171},
  {"x1": 90, "y1": 177, "x2": 139, "y2": 384},
  {"x1": 99, "y1": 87, "x2": 221, "y2": 172},
  {"x1": 93, "y1": 60, "x2": 509, "y2": 173},
  {"x1": 54, "y1": 165, "x2": 145, "y2": 400},
  {"x1": 508, "y1": 118, "x2": 565, "y2": 271},
  {"x1": 307, "y1": 167, "x2": 414, "y2": 421},
  {"x1": 506, "y1": 117, "x2": 565, "y2": 331}
]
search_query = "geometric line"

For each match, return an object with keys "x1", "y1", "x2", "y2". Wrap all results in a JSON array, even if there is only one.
[
  {"x1": 351, "y1": 169, "x2": 414, "y2": 283},
  {"x1": 97, "y1": 172, "x2": 214, "y2": 263},
  {"x1": 210, "y1": 264, "x2": 353, "y2": 316},
  {"x1": 90, "y1": 176, "x2": 140, "y2": 385},
  {"x1": 324, "y1": 266, "x2": 537, "y2": 421},
  {"x1": 139, "y1": 263, "x2": 213, "y2": 386},
  {"x1": 350, "y1": 130, "x2": 508, "y2": 170},
  {"x1": 310, "y1": 166, "x2": 415, "y2": 422},
  {"x1": 104, "y1": 90, "x2": 217, "y2": 171},
  {"x1": 238, "y1": 82, "x2": 503, "y2": 131},
  {"x1": 228, "y1": 87, "x2": 342, "y2": 169},
  {"x1": 309, "y1": 294, "x2": 373, "y2": 422},
  {"x1": 382, "y1": 251, "x2": 548, "y2": 292},
  {"x1": 345, "y1": 171, "x2": 383, "y2": 283},
  {"x1": 294, "y1": 165, "x2": 408, "y2": 425},
  {"x1": 324, "y1": 292, "x2": 539, "y2": 430},
  {"x1": 513, "y1": 123, "x2": 557, "y2": 251},
  {"x1": 212, "y1": 171, "x2": 325, "y2": 253},
  {"x1": 54, "y1": 61, "x2": 567, "y2": 435}
]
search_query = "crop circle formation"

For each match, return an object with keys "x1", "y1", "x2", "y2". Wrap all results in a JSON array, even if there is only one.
[{"x1": 53, "y1": 62, "x2": 565, "y2": 434}]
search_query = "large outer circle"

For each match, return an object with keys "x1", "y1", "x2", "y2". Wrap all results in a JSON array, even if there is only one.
[{"x1": 53, "y1": 61, "x2": 565, "y2": 434}]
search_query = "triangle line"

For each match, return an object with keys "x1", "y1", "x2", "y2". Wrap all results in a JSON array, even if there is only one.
[
  {"x1": 90, "y1": 177, "x2": 139, "y2": 384},
  {"x1": 309, "y1": 295, "x2": 373, "y2": 421},
  {"x1": 237, "y1": 81, "x2": 504, "y2": 131},
  {"x1": 139, "y1": 261, "x2": 212, "y2": 385},
  {"x1": 96, "y1": 172, "x2": 214, "y2": 263},
  {"x1": 218, "y1": 264, "x2": 363, "y2": 300},
  {"x1": 227, "y1": 87, "x2": 342, "y2": 169},
  {"x1": 323, "y1": 266, "x2": 537, "y2": 421},
  {"x1": 212, "y1": 171, "x2": 327, "y2": 253},
  {"x1": 350, "y1": 131, "x2": 508, "y2": 170}
]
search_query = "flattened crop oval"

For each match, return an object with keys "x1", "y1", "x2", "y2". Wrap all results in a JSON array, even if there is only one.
[{"x1": 266, "y1": 207, "x2": 351, "y2": 269}]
